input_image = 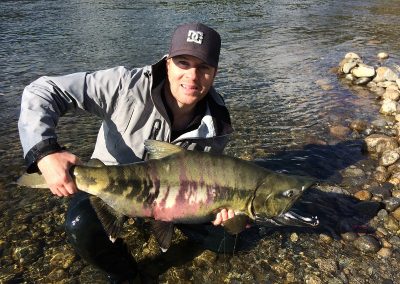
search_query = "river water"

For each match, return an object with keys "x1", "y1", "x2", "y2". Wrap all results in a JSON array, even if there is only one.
[{"x1": 1, "y1": 0, "x2": 400, "y2": 283}]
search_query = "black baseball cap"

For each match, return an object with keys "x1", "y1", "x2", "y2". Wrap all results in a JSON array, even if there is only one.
[{"x1": 168, "y1": 22, "x2": 221, "y2": 68}]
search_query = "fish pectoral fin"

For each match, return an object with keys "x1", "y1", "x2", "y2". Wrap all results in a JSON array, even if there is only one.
[
  {"x1": 85, "y1": 158, "x2": 105, "y2": 167},
  {"x1": 144, "y1": 140, "x2": 183, "y2": 159},
  {"x1": 222, "y1": 214, "x2": 250, "y2": 235},
  {"x1": 151, "y1": 220, "x2": 175, "y2": 252},
  {"x1": 89, "y1": 196, "x2": 127, "y2": 239}
]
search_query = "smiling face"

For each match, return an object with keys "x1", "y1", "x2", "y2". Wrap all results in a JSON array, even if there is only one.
[{"x1": 165, "y1": 55, "x2": 217, "y2": 109}]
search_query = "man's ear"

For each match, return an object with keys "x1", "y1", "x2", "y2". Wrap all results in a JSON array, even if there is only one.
[
  {"x1": 214, "y1": 67, "x2": 218, "y2": 78},
  {"x1": 165, "y1": 58, "x2": 171, "y2": 71}
]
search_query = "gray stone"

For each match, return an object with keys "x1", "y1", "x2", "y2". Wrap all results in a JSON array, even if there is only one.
[{"x1": 353, "y1": 235, "x2": 381, "y2": 253}]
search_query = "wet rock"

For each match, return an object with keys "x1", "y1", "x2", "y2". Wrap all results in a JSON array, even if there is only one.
[
  {"x1": 350, "y1": 119, "x2": 367, "y2": 132},
  {"x1": 345, "y1": 52, "x2": 361, "y2": 60},
  {"x1": 314, "y1": 258, "x2": 338, "y2": 274},
  {"x1": 380, "y1": 99, "x2": 397, "y2": 115},
  {"x1": 305, "y1": 274, "x2": 322, "y2": 284},
  {"x1": 193, "y1": 250, "x2": 217, "y2": 267},
  {"x1": 329, "y1": 125, "x2": 351, "y2": 138},
  {"x1": 353, "y1": 235, "x2": 381, "y2": 253},
  {"x1": 374, "y1": 67, "x2": 399, "y2": 82},
  {"x1": 352, "y1": 64, "x2": 376, "y2": 78},
  {"x1": 388, "y1": 172, "x2": 400, "y2": 187},
  {"x1": 354, "y1": 77, "x2": 372, "y2": 85},
  {"x1": 374, "y1": 166, "x2": 390, "y2": 183},
  {"x1": 393, "y1": 207, "x2": 400, "y2": 221},
  {"x1": 341, "y1": 166, "x2": 365, "y2": 178},
  {"x1": 380, "y1": 149, "x2": 400, "y2": 166},
  {"x1": 354, "y1": 190, "x2": 372, "y2": 201},
  {"x1": 392, "y1": 190, "x2": 400, "y2": 198},
  {"x1": 382, "y1": 197, "x2": 400, "y2": 212},
  {"x1": 319, "y1": 233, "x2": 333, "y2": 244},
  {"x1": 377, "y1": 81, "x2": 398, "y2": 89},
  {"x1": 377, "y1": 247, "x2": 392, "y2": 258},
  {"x1": 47, "y1": 269, "x2": 68, "y2": 283},
  {"x1": 382, "y1": 88, "x2": 400, "y2": 101},
  {"x1": 341, "y1": 232, "x2": 358, "y2": 242},
  {"x1": 384, "y1": 215, "x2": 400, "y2": 232},
  {"x1": 377, "y1": 52, "x2": 389, "y2": 60},
  {"x1": 371, "y1": 119, "x2": 388, "y2": 129},
  {"x1": 50, "y1": 250, "x2": 76, "y2": 269},
  {"x1": 12, "y1": 243, "x2": 41, "y2": 264},
  {"x1": 290, "y1": 232, "x2": 299, "y2": 242},
  {"x1": 364, "y1": 134, "x2": 398, "y2": 154},
  {"x1": 388, "y1": 236, "x2": 400, "y2": 247},
  {"x1": 341, "y1": 60, "x2": 358, "y2": 74},
  {"x1": 345, "y1": 73, "x2": 355, "y2": 81},
  {"x1": 369, "y1": 183, "x2": 393, "y2": 199}
]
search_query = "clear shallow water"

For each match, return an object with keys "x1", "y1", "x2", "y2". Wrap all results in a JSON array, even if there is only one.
[{"x1": 1, "y1": 0, "x2": 400, "y2": 282}]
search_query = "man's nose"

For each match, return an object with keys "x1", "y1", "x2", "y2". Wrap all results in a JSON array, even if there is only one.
[{"x1": 185, "y1": 67, "x2": 198, "y2": 80}]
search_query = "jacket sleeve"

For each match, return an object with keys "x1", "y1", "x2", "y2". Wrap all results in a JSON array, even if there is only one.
[{"x1": 18, "y1": 66, "x2": 136, "y2": 172}]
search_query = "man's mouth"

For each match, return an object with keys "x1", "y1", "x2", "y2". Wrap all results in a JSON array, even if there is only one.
[{"x1": 181, "y1": 84, "x2": 198, "y2": 90}]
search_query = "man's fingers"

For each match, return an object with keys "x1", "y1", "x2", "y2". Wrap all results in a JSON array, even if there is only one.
[
  {"x1": 212, "y1": 212, "x2": 222, "y2": 226},
  {"x1": 227, "y1": 209, "x2": 235, "y2": 219}
]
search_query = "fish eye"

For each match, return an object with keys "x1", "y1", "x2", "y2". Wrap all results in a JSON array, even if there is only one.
[{"x1": 282, "y1": 189, "x2": 294, "y2": 197}]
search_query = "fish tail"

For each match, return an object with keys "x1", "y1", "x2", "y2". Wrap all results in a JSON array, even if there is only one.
[{"x1": 16, "y1": 172, "x2": 48, "y2": 189}]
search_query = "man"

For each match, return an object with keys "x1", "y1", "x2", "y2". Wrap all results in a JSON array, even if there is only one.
[{"x1": 19, "y1": 23, "x2": 235, "y2": 282}]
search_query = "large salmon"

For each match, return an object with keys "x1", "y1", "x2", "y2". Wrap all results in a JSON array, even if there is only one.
[{"x1": 18, "y1": 140, "x2": 316, "y2": 250}]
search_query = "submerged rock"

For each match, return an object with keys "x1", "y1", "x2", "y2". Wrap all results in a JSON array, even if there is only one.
[{"x1": 353, "y1": 235, "x2": 381, "y2": 253}]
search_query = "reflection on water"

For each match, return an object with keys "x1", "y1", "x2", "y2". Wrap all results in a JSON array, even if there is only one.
[{"x1": 1, "y1": 0, "x2": 400, "y2": 282}]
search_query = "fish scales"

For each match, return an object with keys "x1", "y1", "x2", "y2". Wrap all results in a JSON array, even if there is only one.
[{"x1": 73, "y1": 151, "x2": 267, "y2": 223}]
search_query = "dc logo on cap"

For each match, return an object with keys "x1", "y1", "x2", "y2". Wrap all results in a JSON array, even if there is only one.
[{"x1": 187, "y1": 30, "x2": 203, "y2": 44}]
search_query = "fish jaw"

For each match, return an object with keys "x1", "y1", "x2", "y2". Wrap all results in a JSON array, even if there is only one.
[{"x1": 252, "y1": 174, "x2": 315, "y2": 219}]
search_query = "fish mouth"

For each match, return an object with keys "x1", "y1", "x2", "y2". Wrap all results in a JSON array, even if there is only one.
[{"x1": 255, "y1": 208, "x2": 319, "y2": 228}]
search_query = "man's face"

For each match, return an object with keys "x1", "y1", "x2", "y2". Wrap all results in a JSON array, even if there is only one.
[{"x1": 166, "y1": 55, "x2": 217, "y2": 108}]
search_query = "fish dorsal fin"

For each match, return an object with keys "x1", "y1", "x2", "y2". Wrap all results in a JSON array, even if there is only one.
[
  {"x1": 222, "y1": 213, "x2": 250, "y2": 235},
  {"x1": 144, "y1": 140, "x2": 184, "y2": 160},
  {"x1": 89, "y1": 196, "x2": 127, "y2": 239},
  {"x1": 85, "y1": 158, "x2": 105, "y2": 167},
  {"x1": 151, "y1": 220, "x2": 175, "y2": 252}
]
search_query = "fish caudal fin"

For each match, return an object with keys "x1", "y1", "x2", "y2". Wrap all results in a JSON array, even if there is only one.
[
  {"x1": 16, "y1": 172, "x2": 48, "y2": 189},
  {"x1": 151, "y1": 220, "x2": 175, "y2": 252},
  {"x1": 222, "y1": 214, "x2": 251, "y2": 235},
  {"x1": 144, "y1": 140, "x2": 183, "y2": 160},
  {"x1": 90, "y1": 196, "x2": 127, "y2": 239}
]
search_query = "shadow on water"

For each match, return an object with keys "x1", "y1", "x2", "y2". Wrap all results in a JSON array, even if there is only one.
[{"x1": 254, "y1": 139, "x2": 369, "y2": 182}]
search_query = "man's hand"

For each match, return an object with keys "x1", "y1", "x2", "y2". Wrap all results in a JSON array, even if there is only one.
[
  {"x1": 37, "y1": 151, "x2": 81, "y2": 197},
  {"x1": 212, "y1": 208, "x2": 235, "y2": 226}
]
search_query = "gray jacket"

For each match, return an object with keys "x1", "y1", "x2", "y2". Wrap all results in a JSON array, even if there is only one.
[{"x1": 18, "y1": 57, "x2": 233, "y2": 172}]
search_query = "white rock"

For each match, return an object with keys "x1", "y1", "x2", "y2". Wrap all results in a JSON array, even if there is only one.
[
  {"x1": 381, "y1": 149, "x2": 400, "y2": 166},
  {"x1": 342, "y1": 60, "x2": 358, "y2": 74},
  {"x1": 351, "y1": 64, "x2": 375, "y2": 78},
  {"x1": 374, "y1": 67, "x2": 399, "y2": 82},
  {"x1": 383, "y1": 89, "x2": 400, "y2": 101},
  {"x1": 345, "y1": 52, "x2": 361, "y2": 60},
  {"x1": 380, "y1": 99, "x2": 397, "y2": 115},
  {"x1": 396, "y1": 78, "x2": 400, "y2": 89},
  {"x1": 345, "y1": 74, "x2": 354, "y2": 81},
  {"x1": 377, "y1": 52, "x2": 389, "y2": 59},
  {"x1": 377, "y1": 81, "x2": 398, "y2": 88}
]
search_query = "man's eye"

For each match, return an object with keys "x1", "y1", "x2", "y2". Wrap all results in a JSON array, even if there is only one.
[{"x1": 178, "y1": 60, "x2": 190, "y2": 67}]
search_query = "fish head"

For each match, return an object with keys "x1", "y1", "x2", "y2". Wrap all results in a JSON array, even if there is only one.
[{"x1": 250, "y1": 174, "x2": 315, "y2": 219}]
